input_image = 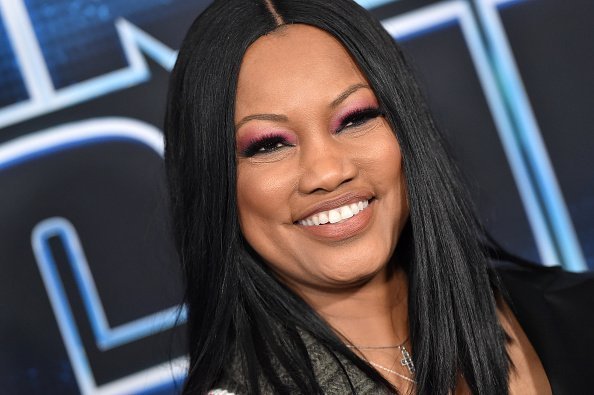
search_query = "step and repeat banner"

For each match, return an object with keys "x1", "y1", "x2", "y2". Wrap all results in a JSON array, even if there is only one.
[{"x1": 1, "y1": 0, "x2": 592, "y2": 394}]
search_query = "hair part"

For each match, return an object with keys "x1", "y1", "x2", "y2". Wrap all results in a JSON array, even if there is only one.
[
  {"x1": 264, "y1": 0, "x2": 285, "y2": 25},
  {"x1": 164, "y1": 0, "x2": 510, "y2": 393}
]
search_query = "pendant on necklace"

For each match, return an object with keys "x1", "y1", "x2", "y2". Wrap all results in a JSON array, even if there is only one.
[{"x1": 400, "y1": 345, "x2": 415, "y2": 374}]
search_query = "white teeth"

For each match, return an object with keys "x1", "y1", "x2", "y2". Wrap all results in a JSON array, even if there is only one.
[
  {"x1": 299, "y1": 199, "x2": 370, "y2": 226},
  {"x1": 328, "y1": 209, "x2": 341, "y2": 224},
  {"x1": 340, "y1": 205, "x2": 353, "y2": 219}
]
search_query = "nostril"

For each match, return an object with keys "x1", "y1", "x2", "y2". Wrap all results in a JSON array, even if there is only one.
[{"x1": 296, "y1": 143, "x2": 358, "y2": 194}]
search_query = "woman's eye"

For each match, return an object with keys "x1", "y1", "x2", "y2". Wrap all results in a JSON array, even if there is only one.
[
  {"x1": 241, "y1": 136, "x2": 293, "y2": 157},
  {"x1": 336, "y1": 107, "x2": 383, "y2": 134}
]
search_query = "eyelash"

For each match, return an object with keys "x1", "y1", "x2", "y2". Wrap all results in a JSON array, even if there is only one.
[
  {"x1": 241, "y1": 135, "x2": 293, "y2": 157},
  {"x1": 335, "y1": 107, "x2": 383, "y2": 134},
  {"x1": 240, "y1": 107, "x2": 383, "y2": 157}
]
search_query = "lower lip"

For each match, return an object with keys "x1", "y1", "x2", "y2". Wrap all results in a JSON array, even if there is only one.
[{"x1": 297, "y1": 200, "x2": 374, "y2": 241}]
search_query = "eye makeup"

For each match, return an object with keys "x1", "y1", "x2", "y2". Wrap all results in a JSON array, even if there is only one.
[
  {"x1": 330, "y1": 98, "x2": 384, "y2": 133},
  {"x1": 237, "y1": 131, "x2": 297, "y2": 157},
  {"x1": 236, "y1": 100, "x2": 384, "y2": 157},
  {"x1": 334, "y1": 106, "x2": 384, "y2": 134}
]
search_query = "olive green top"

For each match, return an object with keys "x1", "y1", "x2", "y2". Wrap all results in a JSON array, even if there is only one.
[{"x1": 214, "y1": 332, "x2": 389, "y2": 394}]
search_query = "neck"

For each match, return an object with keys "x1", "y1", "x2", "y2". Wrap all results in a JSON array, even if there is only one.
[{"x1": 297, "y1": 266, "x2": 409, "y2": 347}]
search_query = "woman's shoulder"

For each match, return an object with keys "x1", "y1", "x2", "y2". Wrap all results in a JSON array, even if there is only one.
[
  {"x1": 492, "y1": 259, "x2": 594, "y2": 395},
  {"x1": 493, "y1": 259, "x2": 594, "y2": 313},
  {"x1": 493, "y1": 258, "x2": 594, "y2": 286},
  {"x1": 492, "y1": 258, "x2": 594, "y2": 332}
]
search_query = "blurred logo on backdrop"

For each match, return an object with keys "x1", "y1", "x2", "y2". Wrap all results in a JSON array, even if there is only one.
[
  {"x1": 0, "y1": 118, "x2": 187, "y2": 394},
  {"x1": 0, "y1": 0, "x2": 210, "y2": 394}
]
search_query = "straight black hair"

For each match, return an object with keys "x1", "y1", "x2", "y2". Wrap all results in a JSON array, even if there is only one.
[{"x1": 164, "y1": 0, "x2": 510, "y2": 393}]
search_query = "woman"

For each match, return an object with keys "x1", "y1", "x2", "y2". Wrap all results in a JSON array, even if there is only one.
[{"x1": 164, "y1": 0, "x2": 591, "y2": 394}]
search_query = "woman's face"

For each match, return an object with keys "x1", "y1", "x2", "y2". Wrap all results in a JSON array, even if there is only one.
[{"x1": 235, "y1": 24, "x2": 409, "y2": 292}]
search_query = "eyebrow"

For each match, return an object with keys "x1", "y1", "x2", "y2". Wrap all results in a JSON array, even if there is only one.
[
  {"x1": 330, "y1": 83, "x2": 370, "y2": 108},
  {"x1": 235, "y1": 83, "x2": 371, "y2": 129},
  {"x1": 235, "y1": 113, "x2": 288, "y2": 129}
]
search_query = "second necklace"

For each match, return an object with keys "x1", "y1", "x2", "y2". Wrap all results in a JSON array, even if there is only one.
[{"x1": 347, "y1": 337, "x2": 416, "y2": 375}]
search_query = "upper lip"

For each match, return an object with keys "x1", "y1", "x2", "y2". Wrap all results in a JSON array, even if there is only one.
[{"x1": 295, "y1": 191, "x2": 374, "y2": 222}]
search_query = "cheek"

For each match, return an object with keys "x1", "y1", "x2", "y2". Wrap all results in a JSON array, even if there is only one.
[
  {"x1": 236, "y1": 162, "x2": 296, "y2": 243},
  {"x1": 357, "y1": 127, "x2": 404, "y2": 185},
  {"x1": 382, "y1": 135, "x2": 407, "y2": 205},
  {"x1": 357, "y1": 129, "x2": 408, "y2": 223},
  {"x1": 382, "y1": 136, "x2": 405, "y2": 189},
  {"x1": 383, "y1": 137, "x2": 409, "y2": 228}
]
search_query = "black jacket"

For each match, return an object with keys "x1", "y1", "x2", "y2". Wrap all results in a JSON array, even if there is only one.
[{"x1": 496, "y1": 262, "x2": 594, "y2": 395}]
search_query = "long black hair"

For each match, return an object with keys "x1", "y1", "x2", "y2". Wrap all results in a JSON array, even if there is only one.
[{"x1": 164, "y1": 0, "x2": 510, "y2": 393}]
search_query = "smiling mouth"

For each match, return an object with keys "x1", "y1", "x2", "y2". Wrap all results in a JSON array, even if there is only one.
[{"x1": 298, "y1": 199, "x2": 370, "y2": 226}]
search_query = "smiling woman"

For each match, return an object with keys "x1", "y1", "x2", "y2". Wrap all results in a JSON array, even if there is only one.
[
  {"x1": 162, "y1": 0, "x2": 581, "y2": 394},
  {"x1": 235, "y1": 25, "x2": 408, "y2": 291}
]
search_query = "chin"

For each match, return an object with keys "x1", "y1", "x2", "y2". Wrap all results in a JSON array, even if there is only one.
[{"x1": 319, "y1": 254, "x2": 389, "y2": 287}]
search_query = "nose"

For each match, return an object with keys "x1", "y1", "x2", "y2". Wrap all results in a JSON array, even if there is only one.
[{"x1": 298, "y1": 138, "x2": 358, "y2": 194}]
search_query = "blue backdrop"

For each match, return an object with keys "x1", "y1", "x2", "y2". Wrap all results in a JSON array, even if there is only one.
[{"x1": 1, "y1": 0, "x2": 592, "y2": 393}]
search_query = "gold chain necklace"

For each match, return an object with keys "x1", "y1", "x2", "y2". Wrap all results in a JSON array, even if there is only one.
[
  {"x1": 368, "y1": 360, "x2": 416, "y2": 384},
  {"x1": 347, "y1": 338, "x2": 416, "y2": 383}
]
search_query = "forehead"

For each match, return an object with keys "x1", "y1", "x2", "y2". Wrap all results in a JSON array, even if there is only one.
[{"x1": 235, "y1": 24, "x2": 368, "y2": 117}]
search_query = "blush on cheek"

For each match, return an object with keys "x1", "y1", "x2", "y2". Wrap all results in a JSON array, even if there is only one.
[{"x1": 236, "y1": 128, "x2": 297, "y2": 153}]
